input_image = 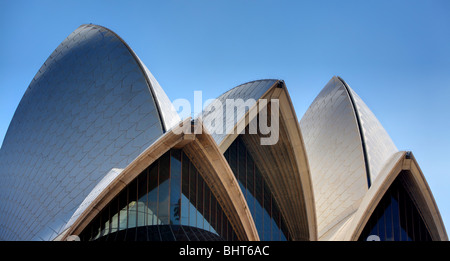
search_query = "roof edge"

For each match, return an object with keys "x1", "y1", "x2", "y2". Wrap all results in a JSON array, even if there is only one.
[
  {"x1": 337, "y1": 76, "x2": 372, "y2": 188},
  {"x1": 82, "y1": 23, "x2": 169, "y2": 132},
  {"x1": 331, "y1": 151, "x2": 448, "y2": 241},
  {"x1": 213, "y1": 79, "x2": 282, "y2": 104}
]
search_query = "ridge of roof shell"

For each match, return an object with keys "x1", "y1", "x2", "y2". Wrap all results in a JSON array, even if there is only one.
[
  {"x1": 300, "y1": 76, "x2": 368, "y2": 238},
  {"x1": 201, "y1": 79, "x2": 281, "y2": 146},
  {"x1": 216, "y1": 79, "x2": 283, "y2": 97},
  {"x1": 80, "y1": 24, "x2": 180, "y2": 132},
  {"x1": 1, "y1": 23, "x2": 445, "y2": 241},
  {"x1": 199, "y1": 78, "x2": 317, "y2": 240},
  {"x1": 337, "y1": 76, "x2": 398, "y2": 184},
  {"x1": 330, "y1": 151, "x2": 448, "y2": 241},
  {"x1": 300, "y1": 76, "x2": 399, "y2": 239}
]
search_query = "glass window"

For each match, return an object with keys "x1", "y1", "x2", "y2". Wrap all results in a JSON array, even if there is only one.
[
  {"x1": 211, "y1": 196, "x2": 217, "y2": 234},
  {"x1": 189, "y1": 165, "x2": 197, "y2": 228},
  {"x1": 358, "y1": 176, "x2": 432, "y2": 241},
  {"x1": 100, "y1": 206, "x2": 110, "y2": 238},
  {"x1": 246, "y1": 151, "x2": 255, "y2": 216},
  {"x1": 79, "y1": 149, "x2": 238, "y2": 241},
  {"x1": 377, "y1": 198, "x2": 386, "y2": 240},
  {"x1": 385, "y1": 195, "x2": 393, "y2": 241},
  {"x1": 147, "y1": 163, "x2": 158, "y2": 226},
  {"x1": 158, "y1": 152, "x2": 170, "y2": 225},
  {"x1": 118, "y1": 188, "x2": 128, "y2": 231},
  {"x1": 92, "y1": 215, "x2": 101, "y2": 240},
  {"x1": 170, "y1": 150, "x2": 182, "y2": 225},
  {"x1": 197, "y1": 177, "x2": 205, "y2": 230},
  {"x1": 263, "y1": 182, "x2": 272, "y2": 241},
  {"x1": 181, "y1": 152, "x2": 190, "y2": 226},
  {"x1": 229, "y1": 140, "x2": 238, "y2": 175},
  {"x1": 128, "y1": 179, "x2": 138, "y2": 229},
  {"x1": 398, "y1": 187, "x2": 410, "y2": 241},
  {"x1": 238, "y1": 139, "x2": 246, "y2": 195},
  {"x1": 391, "y1": 190, "x2": 401, "y2": 241},
  {"x1": 272, "y1": 201, "x2": 281, "y2": 240},
  {"x1": 137, "y1": 169, "x2": 148, "y2": 227},
  {"x1": 204, "y1": 186, "x2": 211, "y2": 232},
  {"x1": 224, "y1": 135, "x2": 291, "y2": 241},
  {"x1": 254, "y1": 168, "x2": 264, "y2": 235},
  {"x1": 110, "y1": 197, "x2": 119, "y2": 235}
]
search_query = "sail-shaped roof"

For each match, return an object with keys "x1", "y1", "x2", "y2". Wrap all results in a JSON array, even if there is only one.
[
  {"x1": 300, "y1": 76, "x2": 398, "y2": 239},
  {"x1": 201, "y1": 79, "x2": 278, "y2": 147},
  {"x1": 0, "y1": 24, "x2": 176, "y2": 240}
]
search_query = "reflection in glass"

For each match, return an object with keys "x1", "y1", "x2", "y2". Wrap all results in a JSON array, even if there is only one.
[
  {"x1": 110, "y1": 197, "x2": 118, "y2": 234},
  {"x1": 128, "y1": 180, "x2": 137, "y2": 229},
  {"x1": 188, "y1": 162, "x2": 197, "y2": 228},
  {"x1": 181, "y1": 152, "x2": 190, "y2": 226},
  {"x1": 118, "y1": 189, "x2": 127, "y2": 231},
  {"x1": 136, "y1": 171, "x2": 147, "y2": 227},
  {"x1": 224, "y1": 135, "x2": 291, "y2": 241},
  {"x1": 147, "y1": 163, "x2": 158, "y2": 226},
  {"x1": 170, "y1": 150, "x2": 182, "y2": 225},
  {"x1": 358, "y1": 175, "x2": 432, "y2": 241},
  {"x1": 158, "y1": 152, "x2": 170, "y2": 225},
  {"x1": 79, "y1": 149, "x2": 237, "y2": 241}
]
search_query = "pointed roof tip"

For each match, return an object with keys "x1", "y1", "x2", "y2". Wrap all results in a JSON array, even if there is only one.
[
  {"x1": 337, "y1": 75, "x2": 398, "y2": 182},
  {"x1": 76, "y1": 24, "x2": 126, "y2": 39},
  {"x1": 0, "y1": 22, "x2": 172, "y2": 240},
  {"x1": 214, "y1": 79, "x2": 280, "y2": 100},
  {"x1": 235, "y1": 78, "x2": 282, "y2": 87},
  {"x1": 78, "y1": 23, "x2": 115, "y2": 33},
  {"x1": 78, "y1": 23, "x2": 99, "y2": 28},
  {"x1": 335, "y1": 75, "x2": 348, "y2": 86},
  {"x1": 277, "y1": 79, "x2": 286, "y2": 88},
  {"x1": 201, "y1": 78, "x2": 283, "y2": 146},
  {"x1": 72, "y1": 23, "x2": 180, "y2": 132},
  {"x1": 79, "y1": 23, "x2": 103, "y2": 27}
]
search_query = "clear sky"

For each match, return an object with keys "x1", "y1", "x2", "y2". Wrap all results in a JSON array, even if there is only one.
[{"x1": 1, "y1": 0, "x2": 449, "y2": 235}]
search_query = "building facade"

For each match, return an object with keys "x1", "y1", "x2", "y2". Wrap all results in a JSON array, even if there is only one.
[{"x1": 0, "y1": 24, "x2": 447, "y2": 241}]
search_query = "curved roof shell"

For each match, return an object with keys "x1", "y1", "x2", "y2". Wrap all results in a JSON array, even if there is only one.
[
  {"x1": 0, "y1": 22, "x2": 445, "y2": 241},
  {"x1": 330, "y1": 151, "x2": 448, "y2": 241},
  {"x1": 62, "y1": 118, "x2": 260, "y2": 241},
  {"x1": 203, "y1": 79, "x2": 317, "y2": 240},
  {"x1": 64, "y1": 79, "x2": 318, "y2": 241},
  {"x1": 300, "y1": 76, "x2": 398, "y2": 239},
  {"x1": 300, "y1": 76, "x2": 368, "y2": 238},
  {"x1": 300, "y1": 76, "x2": 446, "y2": 241},
  {"x1": 201, "y1": 79, "x2": 278, "y2": 149},
  {"x1": 340, "y1": 77, "x2": 398, "y2": 183},
  {"x1": 0, "y1": 24, "x2": 177, "y2": 240}
]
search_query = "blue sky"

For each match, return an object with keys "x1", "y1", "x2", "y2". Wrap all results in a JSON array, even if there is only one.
[{"x1": 1, "y1": 0, "x2": 450, "y2": 235}]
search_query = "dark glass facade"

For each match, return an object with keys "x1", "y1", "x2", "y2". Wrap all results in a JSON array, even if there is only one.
[
  {"x1": 79, "y1": 149, "x2": 237, "y2": 241},
  {"x1": 224, "y1": 136, "x2": 291, "y2": 241},
  {"x1": 359, "y1": 175, "x2": 432, "y2": 241}
]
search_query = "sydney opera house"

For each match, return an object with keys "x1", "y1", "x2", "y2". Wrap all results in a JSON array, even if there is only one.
[{"x1": 0, "y1": 24, "x2": 447, "y2": 241}]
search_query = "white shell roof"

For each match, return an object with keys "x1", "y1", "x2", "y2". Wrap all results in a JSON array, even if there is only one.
[
  {"x1": 0, "y1": 24, "x2": 176, "y2": 240},
  {"x1": 300, "y1": 76, "x2": 398, "y2": 238},
  {"x1": 343, "y1": 80, "x2": 398, "y2": 182},
  {"x1": 201, "y1": 79, "x2": 279, "y2": 146}
]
